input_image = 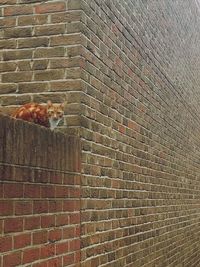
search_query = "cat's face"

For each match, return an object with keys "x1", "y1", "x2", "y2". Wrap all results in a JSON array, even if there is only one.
[{"x1": 47, "y1": 101, "x2": 64, "y2": 129}]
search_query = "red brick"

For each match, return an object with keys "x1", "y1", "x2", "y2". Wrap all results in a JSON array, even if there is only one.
[
  {"x1": 63, "y1": 253, "x2": 74, "y2": 266},
  {"x1": 0, "y1": 236, "x2": 12, "y2": 252},
  {"x1": 35, "y1": 2, "x2": 66, "y2": 14},
  {"x1": 41, "y1": 185, "x2": 55, "y2": 198},
  {"x1": 24, "y1": 184, "x2": 41, "y2": 198},
  {"x1": 0, "y1": 200, "x2": 14, "y2": 215},
  {"x1": 0, "y1": 184, "x2": 3, "y2": 197},
  {"x1": 40, "y1": 244, "x2": 55, "y2": 259},
  {"x1": 33, "y1": 200, "x2": 49, "y2": 214},
  {"x1": 47, "y1": 257, "x2": 62, "y2": 267},
  {"x1": 55, "y1": 186, "x2": 69, "y2": 198},
  {"x1": 63, "y1": 226, "x2": 75, "y2": 239},
  {"x1": 4, "y1": 183, "x2": 23, "y2": 198},
  {"x1": 48, "y1": 229, "x2": 62, "y2": 243},
  {"x1": 62, "y1": 200, "x2": 76, "y2": 212},
  {"x1": 23, "y1": 247, "x2": 40, "y2": 264},
  {"x1": 56, "y1": 241, "x2": 69, "y2": 255},
  {"x1": 15, "y1": 200, "x2": 32, "y2": 215},
  {"x1": 56, "y1": 214, "x2": 69, "y2": 226},
  {"x1": 14, "y1": 233, "x2": 31, "y2": 249},
  {"x1": 69, "y1": 239, "x2": 80, "y2": 251},
  {"x1": 4, "y1": 217, "x2": 23, "y2": 233},
  {"x1": 41, "y1": 215, "x2": 56, "y2": 228},
  {"x1": 49, "y1": 200, "x2": 63, "y2": 213},
  {"x1": 33, "y1": 230, "x2": 48, "y2": 245},
  {"x1": 32, "y1": 262, "x2": 48, "y2": 267},
  {"x1": 24, "y1": 216, "x2": 40, "y2": 230},
  {"x1": 4, "y1": 5, "x2": 33, "y2": 16},
  {"x1": 3, "y1": 251, "x2": 21, "y2": 267},
  {"x1": 69, "y1": 213, "x2": 80, "y2": 224}
]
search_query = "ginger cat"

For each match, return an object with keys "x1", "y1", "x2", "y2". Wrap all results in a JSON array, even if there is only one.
[{"x1": 12, "y1": 101, "x2": 64, "y2": 129}]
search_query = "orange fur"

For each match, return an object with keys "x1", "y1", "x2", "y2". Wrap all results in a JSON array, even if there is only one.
[{"x1": 12, "y1": 101, "x2": 64, "y2": 129}]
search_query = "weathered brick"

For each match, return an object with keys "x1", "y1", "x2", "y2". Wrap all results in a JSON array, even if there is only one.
[
  {"x1": 2, "y1": 72, "x2": 32, "y2": 83},
  {"x1": 50, "y1": 34, "x2": 81, "y2": 46},
  {"x1": 34, "y1": 70, "x2": 65, "y2": 81},
  {"x1": 67, "y1": 0, "x2": 81, "y2": 10},
  {"x1": 0, "y1": 39, "x2": 16, "y2": 49},
  {"x1": 4, "y1": 5, "x2": 33, "y2": 16},
  {"x1": 0, "y1": 84, "x2": 17, "y2": 94},
  {"x1": 34, "y1": 24, "x2": 65, "y2": 36},
  {"x1": 18, "y1": 14, "x2": 48, "y2": 26},
  {"x1": 35, "y1": 2, "x2": 66, "y2": 14},
  {"x1": 3, "y1": 27, "x2": 32, "y2": 38},
  {"x1": 3, "y1": 49, "x2": 33, "y2": 61},
  {"x1": 51, "y1": 11, "x2": 81, "y2": 23},
  {"x1": 18, "y1": 37, "x2": 48, "y2": 48},
  {"x1": 34, "y1": 47, "x2": 65, "y2": 58}
]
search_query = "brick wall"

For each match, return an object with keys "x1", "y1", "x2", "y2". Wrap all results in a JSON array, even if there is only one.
[
  {"x1": 0, "y1": 0, "x2": 82, "y2": 135},
  {"x1": 79, "y1": 1, "x2": 200, "y2": 266},
  {"x1": 0, "y1": 114, "x2": 81, "y2": 267},
  {"x1": 1, "y1": 0, "x2": 200, "y2": 266}
]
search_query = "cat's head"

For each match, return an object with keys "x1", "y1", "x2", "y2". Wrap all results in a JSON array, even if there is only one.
[{"x1": 46, "y1": 100, "x2": 64, "y2": 129}]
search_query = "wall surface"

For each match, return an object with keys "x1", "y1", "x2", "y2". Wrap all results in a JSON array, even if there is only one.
[
  {"x1": 0, "y1": 115, "x2": 81, "y2": 267},
  {"x1": 79, "y1": 1, "x2": 200, "y2": 266},
  {"x1": 1, "y1": 0, "x2": 200, "y2": 267}
]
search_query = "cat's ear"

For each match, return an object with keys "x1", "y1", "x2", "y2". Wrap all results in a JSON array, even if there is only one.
[
  {"x1": 60, "y1": 102, "x2": 64, "y2": 109},
  {"x1": 47, "y1": 100, "x2": 52, "y2": 108}
]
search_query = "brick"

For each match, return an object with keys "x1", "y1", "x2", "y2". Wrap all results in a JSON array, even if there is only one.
[
  {"x1": 41, "y1": 215, "x2": 56, "y2": 228},
  {"x1": 35, "y1": 2, "x2": 66, "y2": 14},
  {"x1": 4, "y1": 5, "x2": 33, "y2": 16},
  {"x1": 0, "y1": 236, "x2": 12, "y2": 252},
  {"x1": 41, "y1": 185, "x2": 55, "y2": 198},
  {"x1": 14, "y1": 233, "x2": 31, "y2": 249},
  {"x1": 0, "y1": 200, "x2": 14, "y2": 215},
  {"x1": 34, "y1": 70, "x2": 65, "y2": 81},
  {"x1": 34, "y1": 24, "x2": 65, "y2": 36},
  {"x1": 51, "y1": 11, "x2": 81, "y2": 23},
  {"x1": 48, "y1": 229, "x2": 62, "y2": 243},
  {"x1": 3, "y1": 252, "x2": 21, "y2": 267},
  {"x1": 34, "y1": 47, "x2": 65, "y2": 58},
  {"x1": 49, "y1": 57, "x2": 80, "y2": 69},
  {"x1": 4, "y1": 183, "x2": 23, "y2": 198},
  {"x1": 0, "y1": 39, "x2": 16, "y2": 49},
  {"x1": 18, "y1": 82, "x2": 49, "y2": 93},
  {"x1": 33, "y1": 200, "x2": 48, "y2": 214},
  {"x1": 24, "y1": 216, "x2": 40, "y2": 230},
  {"x1": 4, "y1": 217, "x2": 23, "y2": 233},
  {"x1": 0, "y1": 84, "x2": 17, "y2": 94},
  {"x1": 18, "y1": 14, "x2": 48, "y2": 26},
  {"x1": 3, "y1": 49, "x2": 32, "y2": 61},
  {"x1": 50, "y1": 34, "x2": 81, "y2": 46},
  {"x1": 50, "y1": 80, "x2": 81, "y2": 91},
  {"x1": 56, "y1": 241, "x2": 69, "y2": 255},
  {"x1": 63, "y1": 253, "x2": 74, "y2": 266},
  {"x1": 33, "y1": 230, "x2": 48, "y2": 245},
  {"x1": 4, "y1": 27, "x2": 32, "y2": 38},
  {"x1": 18, "y1": 37, "x2": 48, "y2": 48},
  {"x1": 67, "y1": 0, "x2": 81, "y2": 10},
  {"x1": 32, "y1": 59, "x2": 48, "y2": 70},
  {"x1": 2, "y1": 71, "x2": 32, "y2": 83},
  {"x1": 0, "y1": 17, "x2": 16, "y2": 28},
  {"x1": 56, "y1": 214, "x2": 69, "y2": 226},
  {"x1": 15, "y1": 201, "x2": 32, "y2": 215},
  {"x1": 23, "y1": 247, "x2": 40, "y2": 264},
  {"x1": 1, "y1": 0, "x2": 17, "y2": 5},
  {"x1": 40, "y1": 244, "x2": 55, "y2": 259},
  {"x1": 24, "y1": 184, "x2": 41, "y2": 198}
]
